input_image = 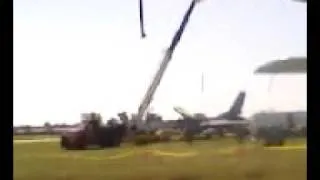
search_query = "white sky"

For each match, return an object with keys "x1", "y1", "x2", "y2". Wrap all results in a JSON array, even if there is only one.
[{"x1": 13, "y1": 0, "x2": 306, "y2": 126}]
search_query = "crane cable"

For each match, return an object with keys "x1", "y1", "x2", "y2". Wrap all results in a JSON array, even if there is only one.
[
  {"x1": 139, "y1": 0, "x2": 146, "y2": 38},
  {"x1": 139, "y1": 0, "x2": 203, "y2": 39}
]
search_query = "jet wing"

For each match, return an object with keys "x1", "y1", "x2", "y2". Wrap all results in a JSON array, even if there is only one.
[
  {"x1": 254, "y1": 57, "x2": 306, "y2": 74},
  {"x1": 173, "y1": 106, "x2": 194, "y2": 119},
  {"x1": 200, "y1": 120, "x2": 250, "y2": 127}
]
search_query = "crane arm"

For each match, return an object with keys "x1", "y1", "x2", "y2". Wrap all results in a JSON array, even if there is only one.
[{"x1": 136, "y1": 0, "x2": 202, "y2": 122}]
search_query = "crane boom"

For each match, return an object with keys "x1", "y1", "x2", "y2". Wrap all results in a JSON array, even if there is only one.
[{"x1": 136, "y1": 0, "x2": 202, "y2": 124}]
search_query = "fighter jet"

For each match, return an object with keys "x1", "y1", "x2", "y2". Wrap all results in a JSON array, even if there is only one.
[
  {"x1": 173, "y1": 91, "x2": 251, "y2": 140},
  {"x1": 173, "y1": 91, "x2": 250, "y2": 135},
  {"x1": 175, "y1": 91, "x2": 247, "y2": 119}
]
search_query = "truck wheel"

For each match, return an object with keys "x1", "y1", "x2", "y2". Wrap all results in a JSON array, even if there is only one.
[
  {"x1": 61, "y1": 136, "x2": 71, "y2": 150},
  {"x1": 278, "y1": 140, "x2": 285, "y2": 146}
]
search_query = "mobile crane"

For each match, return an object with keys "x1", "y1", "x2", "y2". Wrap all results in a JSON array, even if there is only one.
[{"x1": 134, "y1": 0, "x2": 203, "y2": 129}]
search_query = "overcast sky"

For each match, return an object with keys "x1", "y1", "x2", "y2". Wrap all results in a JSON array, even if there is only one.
[{"x1": 14, "y1": 0, "x2": 306, "y2": 126}]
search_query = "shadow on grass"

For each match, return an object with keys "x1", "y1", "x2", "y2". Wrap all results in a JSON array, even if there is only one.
[
  {"x1": 169, "y1": 176, "x2": 201, "y2": 180},
  {"x1": 245, "y1": 168, "x2": 266, "y2": 180}
]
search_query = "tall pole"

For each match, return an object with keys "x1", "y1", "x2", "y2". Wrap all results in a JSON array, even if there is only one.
[
  {"x1": 267, "y1": 74, "x2": 277, "y2": 111},
  {"x1": 201, "y1": 72, "x2": 204, "y2": 93}
]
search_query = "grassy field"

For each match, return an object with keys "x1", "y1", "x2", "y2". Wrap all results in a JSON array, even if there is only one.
[
  {"x1": 13, "y1": 134, "x2": 59, "y2": 140},
  {"x1": 14, "y1": 137, "x2": 306, "y2": 180}
]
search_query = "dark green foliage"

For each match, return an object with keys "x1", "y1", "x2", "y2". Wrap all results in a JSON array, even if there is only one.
[
  {"x1": 192, "y1": 135, "x2": 211, "y2": 141},
  {"x1": 159, "y1": 135, "x2": 171, "y2": 142},
  {"x1": 133, "y1": 134, "x2": 161, "y2": 146},
  {"x1": 183, "y1": 131, "x2": 194, "y2": 144},
  {"x1": 132, "y1": 132, "x2": 173, "y2": 146}
]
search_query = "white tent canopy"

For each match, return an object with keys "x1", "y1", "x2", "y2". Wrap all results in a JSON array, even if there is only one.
[{"x1": 254, "y1": 57, "x2": 306, "y2": 74}]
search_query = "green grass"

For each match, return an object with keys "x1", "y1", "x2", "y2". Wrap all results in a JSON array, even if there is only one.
[
  {"x1": 14, "y1": 138, "x2": 306, "y2": 180},
  {"x1": 14, "y1": 134, "x2": 59, "y2": 140}
]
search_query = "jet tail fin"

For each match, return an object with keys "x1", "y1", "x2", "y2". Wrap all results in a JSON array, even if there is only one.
[{"x1": 228, "y1": 91, "x2": 246, "y2": 116}]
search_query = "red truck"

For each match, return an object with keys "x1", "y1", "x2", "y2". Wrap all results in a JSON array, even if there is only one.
[{"x1": 60, "y1": 113, "x2": 127, "y2": 150}]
